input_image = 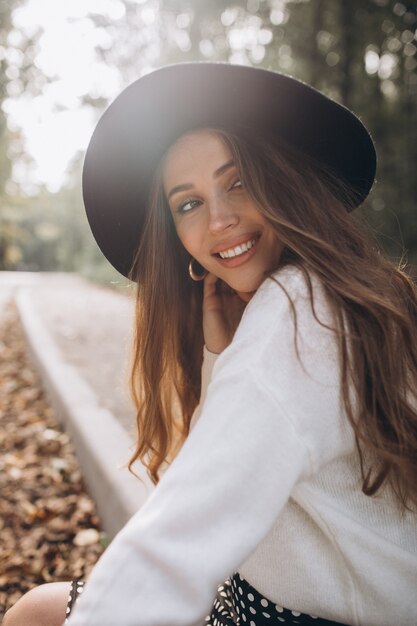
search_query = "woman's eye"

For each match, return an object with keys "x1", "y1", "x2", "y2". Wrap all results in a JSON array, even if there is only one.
[
  {"x1": 230, "y1": 178, "x2": 242, "y2": 190},
  {"x1": 177, "y1": 199, "x2": 200, "y2": 214}
]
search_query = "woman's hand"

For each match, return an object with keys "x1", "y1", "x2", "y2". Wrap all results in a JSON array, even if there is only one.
[{"x1": 202, "y1": 273, "x2": 248, "y2": 354}]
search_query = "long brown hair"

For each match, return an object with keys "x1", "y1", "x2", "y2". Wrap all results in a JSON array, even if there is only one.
[{"x1": 128, "y1": 127, "x2": 417, "y2": 509}]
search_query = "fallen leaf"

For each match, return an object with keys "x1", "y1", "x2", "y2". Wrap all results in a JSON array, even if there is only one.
[{"x1": 0, "y1": 303, "x2": 106, "y2": 619}]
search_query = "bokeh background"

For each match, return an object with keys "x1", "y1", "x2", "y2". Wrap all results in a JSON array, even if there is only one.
[{"x1": 1, "y1": 0, "x2": 416, "y2": 281}]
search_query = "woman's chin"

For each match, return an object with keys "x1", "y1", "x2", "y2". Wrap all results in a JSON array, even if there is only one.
[
  {"x1": 224, "y1": 275, "x2": 265, "y2": 297},
  {"x1": 235, "y1": 290, "x2": 256, "y2": 303}
]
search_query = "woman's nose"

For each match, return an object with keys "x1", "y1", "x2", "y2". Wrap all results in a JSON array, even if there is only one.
[{"x1": 208, "y1": 197, "x2": 239, "y2": 233}]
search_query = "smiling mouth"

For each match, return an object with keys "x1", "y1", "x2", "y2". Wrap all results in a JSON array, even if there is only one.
[{"x1": 213, "y1": 235, "x2": 260, "y2": 259}]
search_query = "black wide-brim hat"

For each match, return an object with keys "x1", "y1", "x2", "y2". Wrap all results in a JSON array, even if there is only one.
[{"x1": 82, "y1": 62, "x2": 377, "y2": 278}]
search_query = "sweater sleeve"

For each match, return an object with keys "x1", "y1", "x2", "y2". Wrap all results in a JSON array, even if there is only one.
[{"x1": 68, "y1": 268, "x2": 350, "y2": 626}]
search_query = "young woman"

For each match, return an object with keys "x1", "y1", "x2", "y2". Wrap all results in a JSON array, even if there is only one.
[{"x1": 4, "y1": 63, "x2": 417, "y2": 626}]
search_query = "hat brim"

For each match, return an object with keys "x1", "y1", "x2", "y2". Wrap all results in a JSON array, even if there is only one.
[{"x1": 82, "y1": 63, "x2": 377, "y2": 278}]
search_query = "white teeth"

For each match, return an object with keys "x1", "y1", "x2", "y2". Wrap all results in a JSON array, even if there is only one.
[{"x1": 219, "y1": 239, "x2": 256, "y2": 259}]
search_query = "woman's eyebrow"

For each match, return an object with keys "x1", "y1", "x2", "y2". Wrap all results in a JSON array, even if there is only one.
[
  {"x1": 213, "y1": 159, "x2": 234, "y2": 178},
  {"x1": 167, "y1": 183, "x2": 193, "y2": 201},
  {"x1": 167, "y1": 160, "x2": 235, "y2": 201}
]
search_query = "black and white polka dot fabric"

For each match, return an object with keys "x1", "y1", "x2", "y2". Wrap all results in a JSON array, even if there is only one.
[
  {"x1": 205, "y1": 573, "x2": 348, "y2": 626},
  {"x1": 65, "y1": 574, "x2": 347, "y2": 625},
  {"x1": 65, "y1": 580, "x2": 84, "y2": 623}
]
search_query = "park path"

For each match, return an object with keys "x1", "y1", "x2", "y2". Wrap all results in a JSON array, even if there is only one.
[
  {"x1": 0, "y1": 271, "x2": 153, "y2": 538},
  {"x1": 0, "y1": 271, "x2": 136, "y2": 433}
]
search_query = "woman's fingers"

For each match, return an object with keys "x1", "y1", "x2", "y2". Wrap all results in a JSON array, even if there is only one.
[
  {"x1": 203, "y1": 273, "x2": 222, "y2": 312},
  {"x1": 202, "y1": 275, "x2": 230, "y2": 353},
  {"x1": 202, "y1": 274, "x2": 247, "y2": 353}
]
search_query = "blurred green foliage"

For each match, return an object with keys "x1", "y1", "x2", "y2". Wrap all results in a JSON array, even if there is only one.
[{"x1": 0, "y1": 0, "x2": 416, "y2": 279}]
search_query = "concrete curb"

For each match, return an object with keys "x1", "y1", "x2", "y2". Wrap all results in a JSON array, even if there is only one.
[{"x1": 16, "y1": 287, "x2": 153, "y2": 539}]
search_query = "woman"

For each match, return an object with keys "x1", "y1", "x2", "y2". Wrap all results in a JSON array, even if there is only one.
[{"x1": 4, "y1": 63, "x2": 417, "y2": 626}]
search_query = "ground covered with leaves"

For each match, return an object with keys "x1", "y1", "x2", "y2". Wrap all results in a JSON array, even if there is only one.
[{"x1": 0, "y1": 302, "x2": 105, "y2": 619}]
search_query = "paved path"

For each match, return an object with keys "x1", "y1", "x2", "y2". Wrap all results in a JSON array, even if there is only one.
[
  {"x1": 0, "y1": 271, "x2": 153, "y2": 537},
  {"x1": 1, "y1": 271, "x2": 135, "y2": 433},
  {"x1": 29, "y1": 273, "x2": 136, "y2": 434}
]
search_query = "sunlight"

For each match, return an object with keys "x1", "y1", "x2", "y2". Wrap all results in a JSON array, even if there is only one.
[{"x1": 7, "y1": 0, "x2": 127, "y2": 190}]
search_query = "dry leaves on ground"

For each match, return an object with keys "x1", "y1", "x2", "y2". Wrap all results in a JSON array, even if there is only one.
[{"x1": 0, "y1": 302, "x2": 106, "y2": 619}]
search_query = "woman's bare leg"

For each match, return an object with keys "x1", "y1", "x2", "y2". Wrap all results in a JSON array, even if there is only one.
[{"x1": 3, "y1": 582, "x2": 71, "y2": 626}]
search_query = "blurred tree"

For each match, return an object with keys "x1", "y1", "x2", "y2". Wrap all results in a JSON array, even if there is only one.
[
  {"x1": 0, "y1": 0, "x2": 45, "y2": 269},
  {"x1": 0, "y1": 0, "x2": 415, "y2": 276},
  {"x1": 0, "y1": 0, "x2": 18, "y2": 197}
]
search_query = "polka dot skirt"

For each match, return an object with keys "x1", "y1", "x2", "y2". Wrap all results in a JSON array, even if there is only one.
[
  {"x1": 65, "y1": 573, "x2": 347, "y2": 625},
  {"x1": 206, "y1": 573, "x2": 348, "y2": 625}
]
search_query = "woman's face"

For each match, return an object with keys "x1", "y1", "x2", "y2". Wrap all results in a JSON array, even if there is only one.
[{"x1": 163, "y1": 129, "x2": 283, "y2": 297}]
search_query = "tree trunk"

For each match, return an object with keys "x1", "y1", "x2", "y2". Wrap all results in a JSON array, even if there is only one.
[{"x1": 339, "y1": 0, "x2": 356, "y2": 107}]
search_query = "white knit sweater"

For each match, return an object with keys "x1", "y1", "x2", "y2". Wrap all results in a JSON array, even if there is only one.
[{"x1": 68, "y1": 267, "x2": 417, "y2": 626}]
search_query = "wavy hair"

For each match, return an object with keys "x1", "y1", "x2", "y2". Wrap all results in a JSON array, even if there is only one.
[{"x1": 128, "y1": 127, "x2": 417, "y2": 510}]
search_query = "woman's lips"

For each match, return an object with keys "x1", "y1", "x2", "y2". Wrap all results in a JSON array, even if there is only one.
[
  {"x1": 210, "y1": 232, "x2": 261, "y2": 256},
  {"x1": 213, "y1": 235, "x2": 260, "y2": 268},
  {"x1": 217, "y1": 237, "x2": 256, "y2": 259}
]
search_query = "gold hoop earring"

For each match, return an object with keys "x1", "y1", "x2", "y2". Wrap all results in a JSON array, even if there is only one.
[{"x1": 188, "y1": 258, "x2": 208, "y2": 281}]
